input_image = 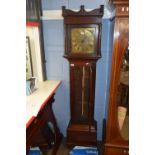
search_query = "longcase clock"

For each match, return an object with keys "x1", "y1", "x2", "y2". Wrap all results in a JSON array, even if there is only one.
[
  {"x1": 103, "y1": 0, "x2": 129, "y2": 155},
  {"x1": 62, "y1": 5, "x2": 104, "y2": 147}
]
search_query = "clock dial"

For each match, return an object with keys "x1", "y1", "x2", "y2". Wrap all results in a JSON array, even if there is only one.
[{"x1": 71, "y1": 28, "x2": 95, "y2": 54}]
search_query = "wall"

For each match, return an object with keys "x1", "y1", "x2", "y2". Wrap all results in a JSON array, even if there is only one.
[
  {"x1": 26, "y1": 26, "x2": 44, "y2": 81},
  {"x1": 42, "y1": 0, "x2": 108, "y2": 10},
  {"x1": 42, "y1": 0, "x2": 114, "y2": 141}
]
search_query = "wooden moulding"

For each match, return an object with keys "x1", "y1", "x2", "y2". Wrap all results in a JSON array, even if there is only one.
[
  {"x1": 113, "y1": 0, "x2": 129, "y2": 5},
  {"x1": 113, "y1": 0, "x2": 129, "y2": 17}
]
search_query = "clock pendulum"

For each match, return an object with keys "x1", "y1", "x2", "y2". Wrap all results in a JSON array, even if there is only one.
[
  {"x1": 82, "y1": 66, "x2": 85, "y2": 116},
  {"x1": 62, "y1": 5, "x2": 104, "y2": 147}
]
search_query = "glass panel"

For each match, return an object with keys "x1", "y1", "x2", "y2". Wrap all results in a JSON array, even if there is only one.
[{"x1": 117, "y1": 45, "x2": 129, "y2": 140}]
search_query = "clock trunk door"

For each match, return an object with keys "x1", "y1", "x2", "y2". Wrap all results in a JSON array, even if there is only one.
[{"x1": 70, "y1": 62, "x2": 95, "y2": 124}]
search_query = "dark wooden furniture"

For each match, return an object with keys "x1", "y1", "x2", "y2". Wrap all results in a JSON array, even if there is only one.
[
  {"x1": 103, "y1": 0, "x2": 129, "y2": 155},
  {"x1": 26, "y1": 97, "x2": 62, "y2": 155},
  {"x1": 26, "y1": 81, "x2": 62, "y2": 155},
  {"x1": 62, "y1": 5, "x2": 104, "y2": 147}
]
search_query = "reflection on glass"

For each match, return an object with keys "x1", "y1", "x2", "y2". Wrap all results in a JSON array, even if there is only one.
[{"x1": 117, "y1": 45, "x2": 129, "y2": 140}]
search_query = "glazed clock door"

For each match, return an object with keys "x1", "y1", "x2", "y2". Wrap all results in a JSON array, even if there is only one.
[
  {"x1": 117, "y1": 46, "x2": 129, "y2": 141},
  {"x1": 103, "y1": 0, "x2": 129, "y2": 154},
  {"x1": 104, "y1": 17, "x2": 129, "y2": 155},
  {"x1": 67, "y1": 25, "x2": 100, "y2": 57}
]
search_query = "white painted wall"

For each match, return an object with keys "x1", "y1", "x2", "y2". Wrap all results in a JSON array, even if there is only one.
[{"x1": 26, "y1": 27, "x2": 43, "y2": 82}]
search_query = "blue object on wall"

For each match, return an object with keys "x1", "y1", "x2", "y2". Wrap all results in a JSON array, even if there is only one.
[
  {"x1": 42, "y1": 0, "x2": 114, "y2": 141},
  {"x1": 26, "y1": 80, "x2": 32, "y2": 96}
]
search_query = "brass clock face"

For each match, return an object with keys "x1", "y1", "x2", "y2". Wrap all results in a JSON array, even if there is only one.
[{"x1": 71, "y1": 28, "x2": 95, "y2": 54}]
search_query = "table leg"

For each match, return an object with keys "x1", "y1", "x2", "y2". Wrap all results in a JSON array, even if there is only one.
[{"x1": 44, "y1": 96, "x2": 63, "y2": 155}]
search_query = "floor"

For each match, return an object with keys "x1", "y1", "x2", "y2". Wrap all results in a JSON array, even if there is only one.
[
  {"x1": 40, "y1": 138, "x2": 103, "y2": 155},
  {"x1": 46, "y1": 139, "x2": 70, "y2": 155}
]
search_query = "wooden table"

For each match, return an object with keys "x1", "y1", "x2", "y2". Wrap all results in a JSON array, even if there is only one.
[{"x1": 26, "y1": 80, "x2": 62, "y2": 155}]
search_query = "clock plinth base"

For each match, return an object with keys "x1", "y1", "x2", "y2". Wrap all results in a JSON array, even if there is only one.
[{"x1": 67, "y1": 121, "x2": 97, "y2": 147}]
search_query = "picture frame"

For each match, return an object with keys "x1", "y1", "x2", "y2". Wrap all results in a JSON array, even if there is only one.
[{"x1": 26, "y1": 36, "x2": 33, "y2": 80}]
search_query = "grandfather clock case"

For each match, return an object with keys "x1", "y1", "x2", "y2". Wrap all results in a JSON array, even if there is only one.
[
  {"x1": 103, "y1": 0, "x2": 129, "y2": 155},
  {"x1": 62, "y1": 5, "x2": 104, "y2": 147}
]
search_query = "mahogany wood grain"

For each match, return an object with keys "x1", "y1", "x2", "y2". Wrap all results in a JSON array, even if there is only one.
[
  {"x1": 103, "y1": 0, "x2": 129, "y2": 154},
  {"x1": 104, "y1": 146, "x2": 129, "y2": 155}
]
